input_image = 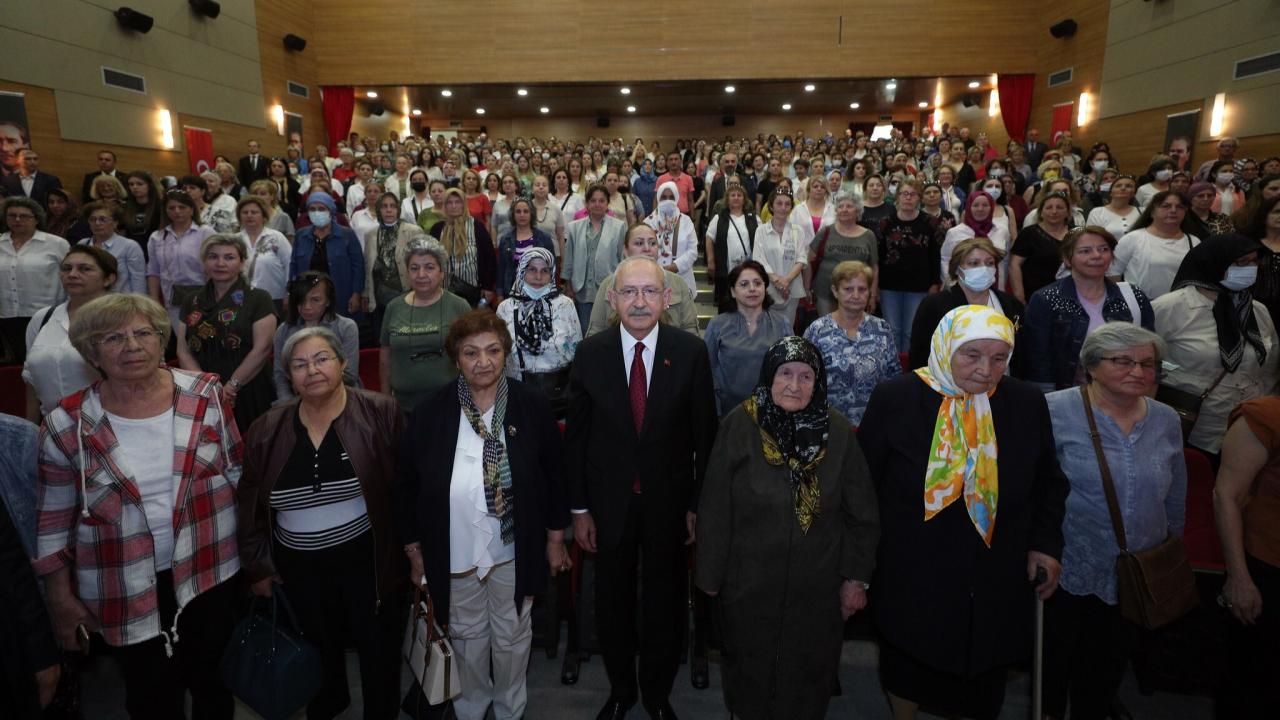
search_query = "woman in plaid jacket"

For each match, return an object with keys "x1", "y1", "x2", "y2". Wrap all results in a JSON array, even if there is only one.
[{"x1": 31, "y1": 293, "x2": 244, "y2": 720}]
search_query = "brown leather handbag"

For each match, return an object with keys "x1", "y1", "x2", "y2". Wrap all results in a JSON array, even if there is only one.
[{"x1": 1080, "y1": 386, "x2": 1199, "y2": 629}]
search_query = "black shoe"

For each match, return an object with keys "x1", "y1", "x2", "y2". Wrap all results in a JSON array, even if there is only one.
[
  {"x1": 690, "y1": 656, "x2": 709, "y2": 689},
  {"x1": 560, "y1": 651, "x2": 581, "y2": 685},
  {"x1": 643, "y1": 700, "x2": 680, "y2": 720},
  {"x1": 596, "y1": 695, "x2": 636, "y2": 720}
]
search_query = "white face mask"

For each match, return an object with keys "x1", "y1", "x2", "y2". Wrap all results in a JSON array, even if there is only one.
[
  {"x1": 658, "y1": 198, "x2": 678, "y2": 218},
  {"x1": 1092, "y1": 160, "x2": 1109, "y2": 173},
  {"x1": 1099, "y1": 182, "x2": 1113, "y2": 193},
  {"x1": 989, "y1": 168, "x2": 1006, "y2": 178},
  {"x1": 1155, "y1": 169, "x2": 1173, "y2": 182},
  {"x1": 982, "y1": 186, "x2": 1002, "y2": 201},
  {"x1": 308, "y1": 209, "x2": 331, "y2": 228},
  {"x1": 959, "y1": 265, "x2": 996, "y2": 293},
  {"x1": 1221, "y1": 265, "x2": 1258, "y2": 291},
  {"x1": 1216, "y1": 172, "x2": 1235, "y2": 185}
]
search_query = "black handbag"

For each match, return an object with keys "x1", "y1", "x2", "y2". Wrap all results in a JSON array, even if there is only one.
[
  {"x1": 1155, "y1": 369, "x2": 1227, "y2": 442},
  {"x1": 220, "y1": 585, "x2": 323, "y2": 720}
]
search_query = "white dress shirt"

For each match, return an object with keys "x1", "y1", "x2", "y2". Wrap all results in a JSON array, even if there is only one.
[
  {"x1": 1, "y1": 231, "x2": 69, "y2": 317},
  {"x1": 621, "y1": 323, "x2": 658, "y2": 392}
]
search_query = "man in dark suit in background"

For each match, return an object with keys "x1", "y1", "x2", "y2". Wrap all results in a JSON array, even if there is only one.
[
  {"x1": 1, "y1": 149, "x2": 61, "y2": 209},
  {"x1": 80, "y1": 149, "x2": 125, "y2": 202},
  {"x1": 567, "y1": 255, "x2": 718, "y2": 720},
  {"x1": 1024, "y1": 128, "x2": 1049, "y2": 170},
  {"x1": 237, "y1": 140, "x2": 269, "y2": 183}
]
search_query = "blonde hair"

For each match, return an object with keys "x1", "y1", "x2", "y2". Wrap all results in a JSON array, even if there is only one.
[
  {"x1": 830, "y1": 260, "x2": 874, "y2": 289},
  {"x1": 70, "y1": 294, "x2": 171, "y2": 367},
  {"x1": 200, "y1": 232, "x2": 248, "y2": 261},
  {"x1": 948, "y1": 237, "x2": 1004, "y2": 280},
  {"x1": 90, "y1": 175, "x2": 127, "y2": 201}
]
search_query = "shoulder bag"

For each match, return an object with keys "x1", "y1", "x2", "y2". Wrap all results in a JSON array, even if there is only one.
[
  {"x1": 1154, "y1": 368, "x2": 1228, "y2": 443},
  {"x1": 220, "y1": 585, "x2": 323, "y2": 720},
  {"x1": 1079, "y1": 386, "x2": 1199, "y2": 629},
  {"x1": 403, "y1": 580, "x2": 461, "y2": 707}
]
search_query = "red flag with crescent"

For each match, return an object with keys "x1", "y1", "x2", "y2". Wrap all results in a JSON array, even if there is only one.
[{"x1": 184, "y1": 126, "x2": 214, "y2": 174}]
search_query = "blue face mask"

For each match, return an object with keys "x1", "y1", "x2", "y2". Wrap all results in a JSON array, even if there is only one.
[
  {"x1": 522, "y1": 283, "x2": 552, "y2": 300},
  {"x1": 1221, "y1": 265, "x2": 1258, "y2": 291},
  {"x1": 308, "y1": 210, "x2": 331, "y2": 228}
]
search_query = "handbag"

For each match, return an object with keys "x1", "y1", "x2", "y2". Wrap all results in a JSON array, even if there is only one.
[
  {"x1": 1079, "y1": 386, "x2": 1199, "y2": 629},
  {"x1": 1155, "y1": 368, "x2": 1227, "y2": 442},
  {"x1": 220, "y1": 585, "x2": 323, "y2": 720},
  {"x1": 403, "y1": 581, "x2": 461, "y2": 706}
]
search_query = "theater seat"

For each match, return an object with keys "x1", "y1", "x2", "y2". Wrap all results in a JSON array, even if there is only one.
[
  {"x1": 898, "y1": 352, "x2": 909, "y2": 373},
  {"x1": 0, "y1": 364, "x2": 24, "y2": 417},
  {"x1": 359, "y1": 347, "x2": 380, "y2": 392},
  {"x1": 1182, "y1": 447, "x2": 1225, "y2": 572}
]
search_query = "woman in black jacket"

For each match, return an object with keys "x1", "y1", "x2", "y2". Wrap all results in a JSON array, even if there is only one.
[
  {"x1": 908, "y1": 237, "x2": 1025, "y2": 374},
  {"x1": 395, "y1": 309, "x2": 570, "y2": 720}
]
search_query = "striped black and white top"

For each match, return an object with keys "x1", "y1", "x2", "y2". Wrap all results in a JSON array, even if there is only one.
[{"x1": 270, "y1": 415, "x2": 370, "y2": 551}]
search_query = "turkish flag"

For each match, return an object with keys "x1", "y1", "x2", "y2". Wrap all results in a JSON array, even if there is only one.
[
  {"x1": 1050, "y1": 103, "x2": 1074, "y2": 145},
  {"x1": 183, "y1": 127, "x2": 214, "y2": 174}
]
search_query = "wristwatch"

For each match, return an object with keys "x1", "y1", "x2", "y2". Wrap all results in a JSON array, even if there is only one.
[{"x1": 228, "y1": 378, "x2": 243, "y2": 390}]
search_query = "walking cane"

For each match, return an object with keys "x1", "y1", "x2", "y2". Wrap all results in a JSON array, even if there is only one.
[{"x1": 1033, "y1": 567, "x2": 1047, "y2": 720}]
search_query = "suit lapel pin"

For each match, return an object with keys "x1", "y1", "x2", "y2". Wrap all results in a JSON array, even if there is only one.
[
  {"x1": 663, "y1": 358, "x2": 671, "y2": 367},
  {"x1": 508, "y1": 425, "x2": 518, "y2": 437}
]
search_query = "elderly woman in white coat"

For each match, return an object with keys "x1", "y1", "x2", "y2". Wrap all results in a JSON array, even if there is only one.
[{"x1": 643, "y1": 181, "x2": 699, "y2": 297}]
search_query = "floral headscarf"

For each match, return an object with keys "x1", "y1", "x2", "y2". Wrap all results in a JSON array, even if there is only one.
[
  {"x1": 744, "y1": 336, "x2": 829, "y2": 534},
  {"x1": 914, "y1": 305, "x2": 1015, "y2": 547}
]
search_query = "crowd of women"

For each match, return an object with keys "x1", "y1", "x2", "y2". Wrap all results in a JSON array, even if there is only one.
[{"x1": 1, "y1": 125, "x2": 1277, "y2": 720}]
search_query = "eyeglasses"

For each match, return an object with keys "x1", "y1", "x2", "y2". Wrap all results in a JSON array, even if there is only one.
[
  {"x1": 97, "y1": 328, "x2": 162, "y2": 350},
  {"x1": 289, "y1": 354, "x2": 338, "y2": 372},
  {"x1": 1100, "y1": 356, "x2": 1157, "y2": 372},
  {"x1": 615, "y1": 287, "x2": 663, "y2": 301},
  {"x1": 5, "y1": 213, "x2": 34, "y2": 221}
]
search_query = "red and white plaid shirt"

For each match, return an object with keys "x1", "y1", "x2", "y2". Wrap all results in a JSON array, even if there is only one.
[{"x1": 33, "y1": 369, "x2": 243, "y2": 648}]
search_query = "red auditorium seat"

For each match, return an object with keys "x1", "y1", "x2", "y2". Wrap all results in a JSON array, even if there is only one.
[
  {"x1": 1182, "y1": 447, "x2": 1225, "y2": 572},
  {"x1": 0, "y1": 364, "x2": 24, "y2": 418},
  {"x1": 898, "y1": 352, "x2": 909, "y2": 373},
  {"x1": 359, "y1": 347, "x2": 380, "y2": 392}
]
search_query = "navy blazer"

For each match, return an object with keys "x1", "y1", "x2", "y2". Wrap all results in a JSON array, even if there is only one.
[
  {"x1": 394, "y1": 379, "x2": 570, "y2": 621},
  {"x1": 290, "y1": 224, "x2": 365, "y2": 317},
  {"x1": 2, "y1": 171, "x2": 62, "y2": 209},
  {"x1": 565, "y1": 324, "x2": 718, "y2": 551}
]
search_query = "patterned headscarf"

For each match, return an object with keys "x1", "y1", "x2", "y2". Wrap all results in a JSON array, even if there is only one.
[
  {"x1": 744, "y1": 336, "x2": 829, "y2": 534},
  {"x1": 914, "y1": 305, "x2": 1015, "y2": 547},
  {"x1": 1170, "y1": 233, "x2": 1267, "y2": 373},
  {"x1": 509, "y1": 247, "x2": 560, "y2": 360},
  {"x1": 457, "y1": 375, "x2": 515, "y2": 545}
]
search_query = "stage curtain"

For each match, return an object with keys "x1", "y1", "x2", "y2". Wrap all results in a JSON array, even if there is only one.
[
  {"x1": 996, "y1": 74, "x2": 1035, "y2": 142},
  {"x1": 321, "y1": 86, "x2": 355, "y2": 156}
]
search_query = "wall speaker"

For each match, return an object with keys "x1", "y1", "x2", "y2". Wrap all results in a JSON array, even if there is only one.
[
  {"x1": 114, "y1": 7, "x2": 154, "y2": 33},
  {"x1": 188, "y1": 0, "x2": 221, "y2": 19},
  {"x1": 722, "y1": 115, "x2": 735, "y2": 127},
  {"x1": 369, "y1": 103, "x2": 385, "y2": 117},
  {"x1": 1049, "y1": 19, "x2": 1078, "y2": 39},
  {"x1": 961, "y1": 96, "x2": 978, "y2": 108},
  {"x1": 283, "y1": 34, "x2": 307, "y2": 52},
  {"x1": 596, "y1": 115, "x2": 610, "y2": 129}
]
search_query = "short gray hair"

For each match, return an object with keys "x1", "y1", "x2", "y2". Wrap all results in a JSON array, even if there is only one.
[
  {"x1": 832, "y1": 191, "x2": 862, "y2": 214},
  {"x1": 282, "y1": 326, "x2": 346, "y2": 367},
  {"x1": 404, "y1": 237, "x2": 447, "y2": 270},
  {"x1": 1080, "y1": 322, "x2": 1166, "y2": 374},
  {"x1": 611, "y1": 255, "x2": 667, "y2": 292},
  {"x1": 3, "y1": 195, "x2": 46, "y2": 229}
]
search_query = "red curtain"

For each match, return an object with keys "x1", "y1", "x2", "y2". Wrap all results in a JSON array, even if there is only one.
[
  {"x1": 997, "y1": 74, "x2": 1035, "y2": 142},
  {"x1": 321, "y1": 86, "x2": 354, "y2": 156}
]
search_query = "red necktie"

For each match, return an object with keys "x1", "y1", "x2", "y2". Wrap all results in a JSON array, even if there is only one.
[{"x1": 630, "y1": 342, "x2": 646, "y2": 493}]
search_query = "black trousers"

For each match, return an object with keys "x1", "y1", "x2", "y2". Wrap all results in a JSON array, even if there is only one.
[
  {"x1": 109, "y1": 571, "x2": 242, "y2": 720},
  {"x1": 594, "y1": 499, "x2": 687, "y2": 706},
  {"x1": 1042, "y1": 589, "x2": 1136, "y2": 720},
  {"x1": 274, "y1": 531, "x2": 407, "y2": 720},
  {"x1": 1219, "y1": 553, "x2": 1280, "y2": 718}
]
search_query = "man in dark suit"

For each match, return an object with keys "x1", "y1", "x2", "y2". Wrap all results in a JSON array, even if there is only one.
[
  {"x1": 567, "y1": 256, "x2": 718, "y2": 720},
  {"x1": 706, "y1": 151, "x2": 740, "y2": 213},
  {"x1": 1024, "y1": 128, "x2": 1049, "y2": 170},
  {"x1": 80, "y1": 149, "x2": 125, "y2": 202},
  {"x1": 237, "y1": 140, "x2": 269, "y2": 183},
  {"x1": 1, "y1": 149, "x2": 62, "y2": 210}
]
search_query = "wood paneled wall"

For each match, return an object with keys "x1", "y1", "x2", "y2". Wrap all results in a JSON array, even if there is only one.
[
  {"x1": 308, "y1": 1, "x2": 1039, "y2": 86},
  {"x1": 1025, "y1": 0, "x2": 1110, "y2": 148}
]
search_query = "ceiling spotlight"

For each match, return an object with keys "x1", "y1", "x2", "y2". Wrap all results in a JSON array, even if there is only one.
[
  {"x1": 850, "y1": 102, "x2": 860, "y2": 109},
  {"x1": 886, "y1": 82, "x2": 897, "y2": 90},
  {"x1": 626, "y1": 105, "x2": 636, "y2": 112},
  {"x1": 540, "y1": 106, "x2": 550, "y2": 114},
  {"x1": 804, "y1": 84, "x2": 816, "y2": 92},
  {"x1": 724, "y1": 85, "x2": 736, "y2": 93},
  {"x1": 517, "y1": 88, "x2": 528, "y2": 96},
  {"x1": 620, "y1": 87, "x2": 631, "y2": 95},
  {"x1": 782, "y1": 103, "x2": 792, "y2": 111},
  {"x1": 365, "y1": 91, "x2": 378, "y2": 98},
  {"x1": 968, "y1": 81, "x2": 981, "y2": 89},
  {"x1": 411, "y1": 108, "x2": 422, "y2": 116},
  {"x1": 440, "y1": 89, "x2": 452, "y2": 97},
  {"x1": 918, "y1": 101, "x2": 929, "y2": 108},
  {"x1": 475, "y1": 108, "x2": 485, "y2": 115}
]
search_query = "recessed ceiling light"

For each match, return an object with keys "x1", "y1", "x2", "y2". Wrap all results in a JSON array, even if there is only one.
[
  {"x1": 620, "y1": 87, "x2": 631, "y2": 95},
  {"x1": 517, "y1": 88, "x2": 528, "y2": 96},
  {"x1": 918, "y1": 101, "x2": 929, "y2": 108},
  {"x1": 411, "y1": 108, "x2": 422, "y2": 116},
  {"x1": 804, "y1": 84, "x2": 816, "y2": 92},
  {"x1": 540, "y1": 106, "x2": 550, "y2": 114},
  {"x1": 475, "y1": 107, "x2": 485, "y2": 115},
  {"x1": 724, "y1": 85, "x2": 736, "y2": 93},
  {"x1": 365, "y1": 91, "x2": 378, "y2": 99},
  {"x1": 626, "y1": 105, "x2": 636, "y2": 113},
  {"x1": 886, "y1": 82, "x2": 897, "y2": 90},
  {"x1": 781, "y1": 103, "x2": 792, "y2": 111},
  {"x1": 850, "y1": 102, "x2": 860, "y2": 109},
  {"x1": 968, "y1": 81, "x2": 981, "y2": 89},
  {"x1": 440, "y1": 89, "x2": 452, "y2": 97}
]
